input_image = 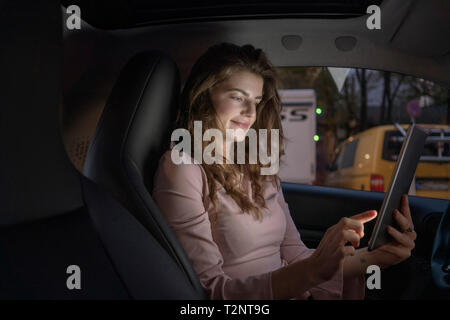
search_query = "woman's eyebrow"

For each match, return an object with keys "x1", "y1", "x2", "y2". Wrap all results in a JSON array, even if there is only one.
[{"x1": 225, "y1": 88, "x2": 263, "y2": 100}]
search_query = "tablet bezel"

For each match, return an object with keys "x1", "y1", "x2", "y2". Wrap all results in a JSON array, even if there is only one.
[{"x1": 368, "y1": 123, "x2": 428, "y2": 251}]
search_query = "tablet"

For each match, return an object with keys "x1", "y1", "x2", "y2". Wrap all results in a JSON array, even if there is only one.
[{"x1": 368, "y1": 123, "x2": 429, "y2": 251}]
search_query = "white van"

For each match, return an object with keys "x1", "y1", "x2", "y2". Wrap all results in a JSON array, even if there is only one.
[{"x1": 278, "y1": 89, "x2": 317, "y2": 184}]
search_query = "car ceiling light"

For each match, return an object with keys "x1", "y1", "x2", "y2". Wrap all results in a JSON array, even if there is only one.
[
  {"x1": 281, "y1": 35, "x2": 303, "y2": 51},
  {"x1": 335, "y1": 36, "x2": 357, "y2": 52}
]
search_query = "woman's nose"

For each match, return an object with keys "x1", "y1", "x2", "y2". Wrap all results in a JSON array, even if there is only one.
[{"x1": 242, "y1": 99, "x2": 256, "y2": 116}]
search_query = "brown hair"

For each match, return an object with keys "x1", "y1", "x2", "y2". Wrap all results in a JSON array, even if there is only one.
[{"x1": 176, "y1": 43, "x2": 285, "y2": 221}]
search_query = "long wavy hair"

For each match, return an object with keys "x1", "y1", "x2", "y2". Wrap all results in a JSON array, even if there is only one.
[{"x1": 176, "y1": 43, "x2": 285, "y2": 222}]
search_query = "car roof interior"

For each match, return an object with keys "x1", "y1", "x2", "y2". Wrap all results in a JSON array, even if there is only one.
[
  {"x1": 60, "y1": 0, "x2": 449, "y2": 171},
  {"x1": 61, "y1": 0, "x2": 449, "y2": 84}
]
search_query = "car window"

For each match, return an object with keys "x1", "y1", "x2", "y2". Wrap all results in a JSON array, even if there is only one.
[
  {"x1": 341, "y1": 139, "x2": 358, "y2": 169},
  {"x1": 383, "y1": 129, "x2": 450, "y2": 161},
  {"x1": 276, "y1": 66, "x2": 449, "y2": 200}
]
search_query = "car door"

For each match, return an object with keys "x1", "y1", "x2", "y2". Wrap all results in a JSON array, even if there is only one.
[
  {"x1": 276, "y1": 66, "x2": 450, "y2": 298},
  {"x1": 282, "y1": 182, "x2": 448, "y2": 298}
]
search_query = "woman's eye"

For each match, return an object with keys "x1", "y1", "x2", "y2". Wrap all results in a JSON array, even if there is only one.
[{"x1": 232, "y1": 96, "x2": 243, "y2": 102}]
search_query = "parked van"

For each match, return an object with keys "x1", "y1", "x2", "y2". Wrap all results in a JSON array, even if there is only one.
[
  {"x1": 326, "y1": 124, "x2": 450, "y2": 200},
  {"x1": 278, "y1": 89, "x2": 316, "y2": 184}
]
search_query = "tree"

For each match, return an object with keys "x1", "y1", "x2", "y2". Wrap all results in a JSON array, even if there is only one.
[
  {"x1": 355, "y1": 69, "x2": 368, "y2": 130},
  {"x1": 379, "y1": 71, "x2": 405, "y2": 123}
]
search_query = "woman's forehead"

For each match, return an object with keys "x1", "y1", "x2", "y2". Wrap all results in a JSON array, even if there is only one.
[{"x1": 214, "y1": 71, "x2": 263, "y2": 92}]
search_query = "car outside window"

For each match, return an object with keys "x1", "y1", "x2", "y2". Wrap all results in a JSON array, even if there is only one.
[
  {"x1": 341, "y1": 139, "x2": 358, "y2": 169},
  {"x1": 276, "y1": 66, "x2": 449, "y2": 200}
]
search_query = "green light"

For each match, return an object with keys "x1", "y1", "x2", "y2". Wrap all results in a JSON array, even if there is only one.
[
  {"x1": 316, "y1": 107, "x2": 323, "y2": 115},
  {"x1": 314, "y1": 135, "x2": 320, "y2": 142}
]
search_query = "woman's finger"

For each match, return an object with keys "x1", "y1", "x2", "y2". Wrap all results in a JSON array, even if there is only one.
[
  {"x1": 341, "y1": 245, "x2": 356, "y2": 257},
  {"x1": 338, "y1": 217, "x2": 364, "y2": 238},
  {"x1": 393, "y1": 209, "x2": 417, "y2": 240},
  {"x1": 401, "y1": 195, "x2": 412, "y2": 220},
  {"x1": 393, "y1": 209, "x2": 411, "y2": 232},
  {"x1": 387, "y1": 225, "x2": 414, "y2": 249},
  {"x1": 408, "y1": 230, "x2": 417, "y2": 241},
  {"x1": 350, "y1": 210, "x2": 378, "y2": 224},
  {"x1": 340, "y1": 229, "x2": 361, "y2": 247}
]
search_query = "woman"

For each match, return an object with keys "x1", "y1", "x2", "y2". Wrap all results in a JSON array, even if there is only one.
[{"x1": 152, "y1": 43, "x2": 416, "y2": 299}]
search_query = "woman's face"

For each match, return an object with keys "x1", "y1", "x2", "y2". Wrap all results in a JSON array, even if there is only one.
[{"x1": 210, "y1": 70, "x2": 263, "y2": 142}]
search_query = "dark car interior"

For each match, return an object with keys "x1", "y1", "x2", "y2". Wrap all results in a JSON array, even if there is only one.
[
  {"x1": 1, "y1": 0, "x2": 449, "y2": 299},
  {"x1": 1, "y1": 1, "x2": 203, "y2": 299}
]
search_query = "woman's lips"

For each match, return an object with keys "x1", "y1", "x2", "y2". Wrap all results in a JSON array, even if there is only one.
[{"x1": 231, "y1": 120, "x2": 249, "y2": 130}]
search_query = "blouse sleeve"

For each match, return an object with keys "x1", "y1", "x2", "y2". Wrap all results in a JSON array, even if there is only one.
[
  {"x1": 276, "y1": 185, "x2": 366, "y2": 300},
  {"x1": 152, "y1": 152, "x2": 273, "y2": 300}
]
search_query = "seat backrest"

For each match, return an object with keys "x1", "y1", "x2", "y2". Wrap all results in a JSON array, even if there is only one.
[
  {"x1": 0, "y1": 0, "x2": 200, "y2": 299},
  {"x1": 82, "y1": 51, "x2": 207, "y2": 298}
]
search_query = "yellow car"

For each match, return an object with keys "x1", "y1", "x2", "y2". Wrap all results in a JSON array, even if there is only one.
[{"x1": 326, "y1": 124, "x2": 450, "y2": 200}]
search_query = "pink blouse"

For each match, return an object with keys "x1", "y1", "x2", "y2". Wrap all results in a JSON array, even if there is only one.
[{"x1": 152, "y1": 150, "x2": 365, "y2": 300}]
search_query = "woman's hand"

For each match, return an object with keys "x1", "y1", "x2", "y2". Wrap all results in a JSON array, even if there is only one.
[
  {"x1": 370, "y1": 195, "x2": 417, "y2": 269},
  {"x1": 308, "y1": 210, "x2": 377, "y2": 285}
]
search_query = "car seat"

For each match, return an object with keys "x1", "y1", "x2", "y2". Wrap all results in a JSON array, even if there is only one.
[
  {"x1": 82, "y1": 50, "x2": 206, "y2": 297},
  {"x1": 0, "y1": 0, "x2": 201, "y2": 299}
]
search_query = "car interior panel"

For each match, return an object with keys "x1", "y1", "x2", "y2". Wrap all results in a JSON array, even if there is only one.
[{"x1": 1, "y1": 0, "x2": 449, "y2": 300}]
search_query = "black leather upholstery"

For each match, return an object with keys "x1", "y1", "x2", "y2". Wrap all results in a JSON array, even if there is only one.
[
  {"x1": 1, "y1": 179, "x2": 199, "y2": 299},
  {"x1": 83, "y1": 51, "x2": 207, "y2": 298},
  {"x1": 0, "y1": 0, "x2": 200, "y2": 299}
]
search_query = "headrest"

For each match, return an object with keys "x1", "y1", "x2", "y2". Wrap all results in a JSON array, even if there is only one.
[
  {"x1": 0, "y1": 0, "x2": 83, "y2": 226},
  {"x1": 84, "y1": 51, "x2": 180, "y2": 206}
]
